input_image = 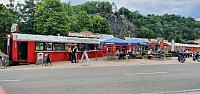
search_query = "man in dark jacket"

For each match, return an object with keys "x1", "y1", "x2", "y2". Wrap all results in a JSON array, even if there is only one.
[{"x1": 71, "y1": 46, "x2": 78, "y2": 63}]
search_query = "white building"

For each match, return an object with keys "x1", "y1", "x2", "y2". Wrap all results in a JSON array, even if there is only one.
[
  {"x1": 112, "y1": 2, "x2": 118, "y2": 13},
  {"x1": 195, "y1": 18, "x2": 200, "y2": 21}
]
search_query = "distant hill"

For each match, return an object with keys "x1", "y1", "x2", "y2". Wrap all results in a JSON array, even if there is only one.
[
  {"x1": 74, "y1": 1, "x2": 200, "y2": 43},
  {"x1": 1, "y1": 0, "x2": 200, "y2": 48}
]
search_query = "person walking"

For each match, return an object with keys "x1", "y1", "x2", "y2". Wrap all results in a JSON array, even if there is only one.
[
  {"x1": 68, "y1": 46, "x2": 72, "y2": 61},
  {"x1": 81, "y1": 45, "x2": 85, "y2": 56}
]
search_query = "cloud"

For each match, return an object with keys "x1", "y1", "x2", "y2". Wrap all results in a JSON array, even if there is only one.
[
  {"x1": 115, "y1": 0, "x2": 200, "y2": 17},
  {"x1": 0, "y1": 0, "x2": 24, "y2": 6},
  {"x1": 1, "y1": 0, "x2": 199, "y2": 17},
  {"x1": 0, "y1": 0, "x2": 10, "y2": 4},
  {"x1": 62, "y1": 0, "x2": 200, "y2": 17}
]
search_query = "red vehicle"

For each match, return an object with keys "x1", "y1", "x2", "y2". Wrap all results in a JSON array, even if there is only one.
[{"x1": 4, "y1": 33, "x2": 102, "y2": 64}]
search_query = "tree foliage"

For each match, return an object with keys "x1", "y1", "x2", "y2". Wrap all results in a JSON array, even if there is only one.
[
  {"x1": 35, "y1": 0, "x2": 70, "y2": 36},
  {"x1": 91, "y1": 15, "x2": 112, "y2": 34},
  {"x1": 18, "y1": 0, "x2": 36, "y2": 34},
  {"x1": 1, "y1": 0, "x2": 200, "y2": 45},
  {"x1": 0, "y1": 4, "x2": 16, "y2": 50},
  {"x1": 119, "y1": 7, "x2": 200, "y2": 43}
]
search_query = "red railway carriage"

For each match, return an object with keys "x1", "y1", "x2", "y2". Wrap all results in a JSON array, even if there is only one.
[{"x1": 5, "y1": 33, "x2": 102, "y2": 64}]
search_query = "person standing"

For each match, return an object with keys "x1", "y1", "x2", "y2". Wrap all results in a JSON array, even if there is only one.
[
  {"x1": 0, "y1": 56, "x2": 2, "y2": 68},
  {"x1": 71, "y1": 46, "x2": 78, "y2": 63},
  {"x1": 68, "y1": 46, "x2": 72, "y2": 61},
  {"x1": 47, "y1": 54, "x2": 52, "y2": 66}
]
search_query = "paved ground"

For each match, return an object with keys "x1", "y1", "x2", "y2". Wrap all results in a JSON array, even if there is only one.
[
  {"x1": 0, "y1": 59, "x2": 200, "y2": 94},
  {"x1": 1, "y1": 57, "x2": 199, "y2": 71}
]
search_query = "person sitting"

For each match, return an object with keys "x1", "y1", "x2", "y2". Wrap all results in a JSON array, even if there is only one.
[{"x1": 116, "y1": 50, "x2": 120, "y2": 59}]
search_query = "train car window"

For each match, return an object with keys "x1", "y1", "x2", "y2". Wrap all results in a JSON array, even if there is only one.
[
  {"x1": 45, "y1": 43, "x2": 53, "y2": 51},
  {"x1": 95, "y1": 44, "x2": 99, "y2": 50},
  {"x1": 85, "y1": 44, "x2": 89, "y2": 51},
  {"x1": 60, "y1": 43, "x2": 65, "y2": 51},
  {"x1": 77, "y1": 44, "x2": 84, "y2": 51},
  {"x1": 88, "y1": 44, "x2": 95, "y2": 50},
  {"x1": 35, "y1": 42, "x2": 44, "y2": 51},
  {"x1": 65, "y1": 44, "x2": 69, "y2": 51},
  {"x1": 53, "y1": 43, "x2": 61, "y2": 51}
]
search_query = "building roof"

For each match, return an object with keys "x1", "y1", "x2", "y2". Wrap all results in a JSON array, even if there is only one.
[
  {"x1": 100, "y1": 37, "x2": 128, "y2": 45},
  {"x1": 124, "y1": 37, "x2": 149, "y2": 45},
  {"x1": 194, "y1": 38, "x2": 200, "y2": 44},
  {"x1": 100, "y1": 34, "x2": 114, "y2": 41},
  {"x1": 68, "y1": 31, "x2": 101, "y2": 38},
  {"x1": 12, "y1": 33, "x2": 100, "y2": 44}
]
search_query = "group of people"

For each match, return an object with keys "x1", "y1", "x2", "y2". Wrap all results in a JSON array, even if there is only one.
[{"x1": 68, "y1": 45, "x2": 85, "y2": 63}]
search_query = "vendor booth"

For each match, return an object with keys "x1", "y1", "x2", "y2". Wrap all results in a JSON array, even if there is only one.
[
  {"x1": 125, "y1": 37, "x2": 150, "y2": 55},
  {"x1": 100, "y1": 37, "x2": 128, "y2": 52},
  {"x1": 100, "y1": 38, "x2": 129, "y2": 59}
]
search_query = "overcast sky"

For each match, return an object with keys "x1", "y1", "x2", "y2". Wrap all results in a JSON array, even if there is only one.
[{"x1": 1, "y1": 0, "x2": 200, "y2": 18}]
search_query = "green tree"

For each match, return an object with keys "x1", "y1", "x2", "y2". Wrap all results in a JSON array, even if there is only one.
[
  {"x1": 136, "y1": 26, "x2": 155, "y2": 39},
  {"x1": 35, "y1": 0, "x2": 70, "y2": 36},
  {"x1": 91, "y1": 15, "x2": 112, "y2": 34},
  {"x1": 174, "y1": 34, "x2": 186, "y2": 43},
  {"x1": 63, "y1": 2, "x2": 74, "y2": 16},
  {"x1": 0, "y1": 4, "x2": 16, "y2": 50},
  {"x1": 18, "y1": 0, "x2": 36, "y2": 34},
  {"x1": 76, "y1": 11, "x2": 92, "y2": 31}
]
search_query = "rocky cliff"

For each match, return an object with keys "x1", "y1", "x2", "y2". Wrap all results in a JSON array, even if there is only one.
[{"x1": 109, "y1": 14, "x2": 136, "y2": 38}]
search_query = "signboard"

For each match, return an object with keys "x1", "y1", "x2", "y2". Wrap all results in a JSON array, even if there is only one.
[
  {"x1": 80, "y1": 51, "x2": 90, "y2": 64},
  {"x1": 171, "y1": 39, "x2": 175, "y2": 52}
]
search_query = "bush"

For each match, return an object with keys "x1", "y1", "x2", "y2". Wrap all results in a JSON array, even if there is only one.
[
  {"x1": 136, "y1": 54, "x2": 143, "y2": 59},
  {"x1": 131, "y1": 54, "x2": 136, "y2": 59}
]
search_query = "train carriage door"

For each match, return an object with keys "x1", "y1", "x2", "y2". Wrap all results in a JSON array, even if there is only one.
[
  {"x1": 18, "y1": 42, "x2": 28, "y2": 61},
  {"x1": 3, "y1": 38, "x2": 7, "y2": 54},
  {"x1": 4, "y1": 37, "x2": 13, "y2": 61}
]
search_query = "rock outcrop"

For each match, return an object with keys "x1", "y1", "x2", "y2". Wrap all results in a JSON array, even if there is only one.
[{"x1": 109, "y1": 14, "x2": 136, "y2": 38}]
